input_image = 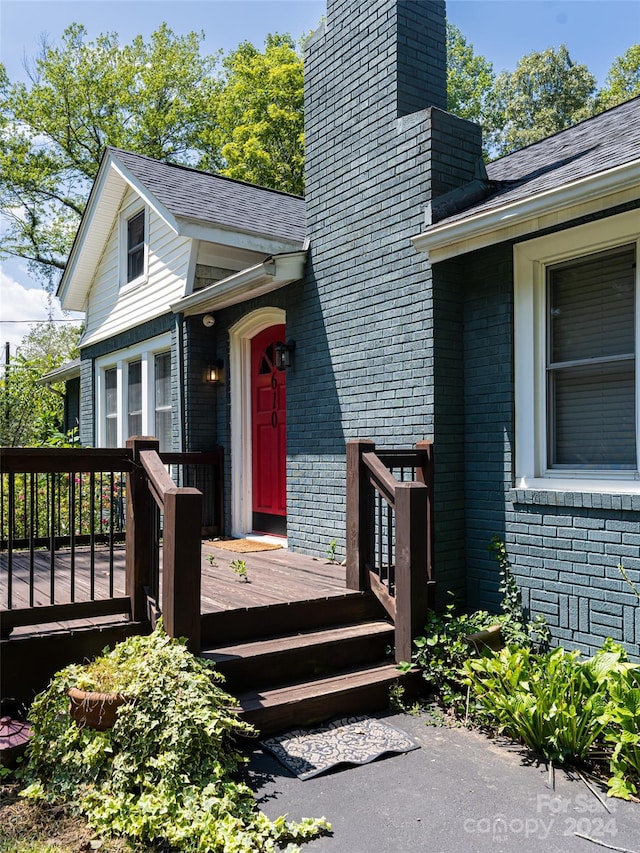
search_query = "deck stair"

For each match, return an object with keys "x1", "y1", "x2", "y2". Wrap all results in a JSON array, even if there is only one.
[{"x1": 201, "y1": 591, "x2": 420, "y2": 735}]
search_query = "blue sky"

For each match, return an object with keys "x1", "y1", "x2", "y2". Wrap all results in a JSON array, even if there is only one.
[{"x1": 1, "y1": 0, "x2": 639, "y2": 351}]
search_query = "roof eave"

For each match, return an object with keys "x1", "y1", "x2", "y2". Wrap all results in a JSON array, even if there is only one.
[
  {"x1": 171, "y1": 251, "x2": 307, "y2": 317},
  {"x1": 412, "y1": 159, "x2": 640, "y2": 263}
]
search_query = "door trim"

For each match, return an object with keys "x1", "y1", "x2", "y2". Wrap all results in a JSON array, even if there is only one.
[{"x1": 229, "y1": 307, "x2": 286, "y2": 537}]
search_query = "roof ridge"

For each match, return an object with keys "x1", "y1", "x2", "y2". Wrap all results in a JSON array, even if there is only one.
[
  {"x1": 106, "y1": 146, "x2": 304, "y2": 200},
  {"x1": 488, "y1": 94, "x2": 640, "y2": 166}
]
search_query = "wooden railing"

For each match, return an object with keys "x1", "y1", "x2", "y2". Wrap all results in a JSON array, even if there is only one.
[
  {"x1": 0, "y1": 440, "x2": 219, "y2": 652},
  {"x1": 346, "y1": 439, "x2": 435, "y2": 662},
  {"x1": 127, "y1": 437, "x2": 202, "y2": 653}
]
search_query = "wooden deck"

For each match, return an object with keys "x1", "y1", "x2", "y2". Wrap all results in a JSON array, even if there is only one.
[{"x1": 1, "y1": 540, "x2": 350, "y2": 637}]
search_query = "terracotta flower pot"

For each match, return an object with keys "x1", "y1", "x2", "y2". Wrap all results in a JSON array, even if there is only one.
[
  {"x1": 464, "y1": 625, "x2": 505, "y2": 653},
  {"x1": 68, "y1": 687, "x2": 126, "y2": 731}
]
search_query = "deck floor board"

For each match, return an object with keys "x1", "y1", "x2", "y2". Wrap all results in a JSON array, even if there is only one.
[{"x1": 1, "y1": 540, "x2": 351, "y2": 637}]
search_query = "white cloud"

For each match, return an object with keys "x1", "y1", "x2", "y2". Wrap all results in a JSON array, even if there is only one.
[{"x1": 0, "y1": 268, "x2": 84, "y2": 357}]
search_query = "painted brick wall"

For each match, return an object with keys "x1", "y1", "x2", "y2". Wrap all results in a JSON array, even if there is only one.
[
  {"x1": 286, "y1": 0, "x2": 482, "y2": 578},
  {"x1": 461, "y1": 232, "x2": 640, "y2": 657}
]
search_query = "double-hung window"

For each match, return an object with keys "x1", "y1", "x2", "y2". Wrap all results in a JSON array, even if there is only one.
[
  {"x1": 514, "y1": 210, "x2": 640, "y2": 490},
  {"x1": 120, "y1": 202, "x2": 148, "y2": 287},
  {"x1": 127, "y1": 210, "x2": 145, "y2": 283}
]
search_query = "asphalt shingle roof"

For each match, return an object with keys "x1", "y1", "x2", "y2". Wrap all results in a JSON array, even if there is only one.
[
  {"x1": 436, "y1": 95, "x2": 640, "y2": 227},
  {"x1": 110, "y1": 148, "x2": 306, "y2": 246}
]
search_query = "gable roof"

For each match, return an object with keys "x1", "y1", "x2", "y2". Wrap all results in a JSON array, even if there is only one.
[
  {"x1": 414, "y1": 96, "x2": 640, "y2": 261},
  {"x1": 58, "y1": 148, "x2": 306, "y2": 310},
  {"x1": 109, "y1": 148, "x2": 306, "y2": 245}
]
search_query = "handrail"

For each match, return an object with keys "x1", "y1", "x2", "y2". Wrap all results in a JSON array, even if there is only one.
[
  {"x1": 139, "y1": 449, "x2": 176, "y2": 509},
  {"x1": 362, "y1": 452, "x2": 398, "y2": 508},
  {"x1": 0, "y1": 447, "x2": 134, "y2": 474},
  {"x1": 346, "y1": 438, "x2": 434, "y2": 663},
  {"x1": 126, "y1": 438, "x2": 202, "y2": 653}
]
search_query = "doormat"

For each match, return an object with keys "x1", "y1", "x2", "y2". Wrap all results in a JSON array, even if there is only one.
[
  {"x1": 261, "y1": 716, "x2": 419, "y2": 780},
  {"x1": 209, "y1": 538, "x2": 283, "y2": 553}
]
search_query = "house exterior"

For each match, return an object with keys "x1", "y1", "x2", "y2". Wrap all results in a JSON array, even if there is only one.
[{"x1": 56, "y1": 0, "x2": 640, "y2": 656}]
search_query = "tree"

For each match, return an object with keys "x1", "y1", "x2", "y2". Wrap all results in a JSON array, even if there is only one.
[
  {"x1": 446, "y1": 23, "x2": 495, "y2": 149},
  {"x1": 200, "y1": 34, "x2": 305, "y2": 195},
  {"x1": 487, "y1": 45, "x2": 597, "y2": 157},
  {"x1": 598, "y1": 45, "x2": 640, "y2": 109},
  {"x1": 0, "y1": 24, "x2": 219, "y2": 289},
  {"x1": 0, "y1": 323, "x2": 81, "y2": 446}
]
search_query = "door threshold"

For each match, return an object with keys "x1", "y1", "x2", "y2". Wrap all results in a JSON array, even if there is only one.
[{"x1": 247, "y1": 533, "x2": 288, "y2": 549}]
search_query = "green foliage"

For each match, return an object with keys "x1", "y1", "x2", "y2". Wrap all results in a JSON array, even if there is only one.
[
  {"x1": 0, "y1": 323, "x2": 80, "y2": 446},
  {"x1": 464, "y1": 645, "x2": 614, "y2": 763},
  {"x1": 207, "y1": 553, "x2": 218, "y2": 567},
  {"x1": 20, "y1": 626, "x2": 329, "y2": 851},
  {"x1": 202, "y1": 34, "x2": 305, "y2": 195},
  {"x1": 412, "y1": 539, "x2": 549, "y2": 718},
  {"x1": 412, "y1": 598, "x2": 503, "y2": 716},
  {"x1": 464, "y1": 637, "x2": 640, "y2": 799},
  {"x1": 488, "y1": 45, "x2": 597, "y2": 156},
  {"x1": 0, "y1": 24, "x2": 218, "y2": 287},
  {"x1": 601, "y1": 670, "x2": 640, "y2": 799},
  {"x1": 489, "y1": 537, "x2": 550, "y2": 650},
  {"x1": 326, "y1": 538, "x2": 338, "y2": 564},
  {"x1": 446, "y1": 23, "x2": 495, "y2": 155},
  {"x1": 229, "y1": 558, "x2": 249, "y2": 582},
  {"x1": 598, "y1": 45, "x2": 640, "y2": 109}
]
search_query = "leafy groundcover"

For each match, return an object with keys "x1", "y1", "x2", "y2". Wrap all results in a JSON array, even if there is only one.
[{"x1": 19, "y1": 626, "x2": 329, "y2": 852}]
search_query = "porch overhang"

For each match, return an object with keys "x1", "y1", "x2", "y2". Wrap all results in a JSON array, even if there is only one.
[
  {"x1": 171, "y1": 250, "x2": 307, "y2": 317},
  {"x1": 412, "y1": 158, "x2": 640, "y2": 263},
  {"x1": 39, "y1": 358, "x2": 82, "y2": 386}
]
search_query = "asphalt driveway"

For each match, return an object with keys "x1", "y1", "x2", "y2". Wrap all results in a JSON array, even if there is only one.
[{"x1": 243, "y1": 711, "x2": 640, "y2": 853}]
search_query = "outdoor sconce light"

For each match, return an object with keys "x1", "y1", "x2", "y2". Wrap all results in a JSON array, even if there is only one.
[
  {"x1": 202, "y1": 314, "x2": 216, "y2": 328},
  {"x1": 205, "y1": 359, "x2": 224, "y2": 384},
  {"x1": 275, "y1": 340, "x2": 296, "y2": 370}
]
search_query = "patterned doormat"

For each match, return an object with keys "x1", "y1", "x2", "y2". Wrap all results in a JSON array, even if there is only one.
[
  {"x1": 208, "y1": 539, "x2": 283, "y2": 553},
  {"x1": 261, "y1": 716, "x2": 419, "y2": 780}
]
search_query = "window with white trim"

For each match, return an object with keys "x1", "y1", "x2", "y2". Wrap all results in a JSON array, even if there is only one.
[
  {"x1": 96, "y1": 335, "x2": 172, "y2": 450},
  {"x1": 514, "y1": 210, "x2": 640, "y2": 491},
  {"x1": 120, "y1": 202, "x2": 148, "y2": 287}
]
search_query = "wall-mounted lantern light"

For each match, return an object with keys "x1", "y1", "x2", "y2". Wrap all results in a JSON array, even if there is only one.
[
  {"x1": 202, "y1": 314, "x2": 216, "y2": 328},
  {"x1": 205, "y1": 359, "x2": 224, "y2": 384},
  {"x1": 274, "y1": 340, "x2": 296, "y2": 370}
]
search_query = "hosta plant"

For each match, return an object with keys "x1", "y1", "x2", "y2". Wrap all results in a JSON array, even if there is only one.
[{"x1": 20, "y1": 625, "x2": 329, "y2": 852}]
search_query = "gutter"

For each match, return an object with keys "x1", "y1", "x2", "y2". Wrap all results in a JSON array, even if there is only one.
[
  {"x1": 412, "y1": 158, "x2": 640, "y2": 262},
  {"x1": 171, "y1": 250, "x2": 307, "y2": 317}
]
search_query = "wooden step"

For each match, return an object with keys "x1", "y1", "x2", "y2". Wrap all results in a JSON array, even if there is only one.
[
  {"x1": 204, "y1": 620, "x2": 394, "y2": 691},
  {"x1": 200, "y1": 591, "x2": 385, "y2": 646},
  {"x1": 236, "y1": 662, "x2": 421, "y2": 736}
]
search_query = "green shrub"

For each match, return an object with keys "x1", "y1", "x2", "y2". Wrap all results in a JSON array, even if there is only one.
[
  {"x1": 20, "y1": 626, "x2": 329, "y2": 851},
  {"x1": 463, "y1": 639, "x2": 639, "y2": 776}
]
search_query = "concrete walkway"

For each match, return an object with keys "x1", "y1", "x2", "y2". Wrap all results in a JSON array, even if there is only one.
[{"x1": 244, "y1": 711, "x2": 640, "y2": 853}]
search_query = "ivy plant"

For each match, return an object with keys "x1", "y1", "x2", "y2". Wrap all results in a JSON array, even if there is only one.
[{"x1": 20, "y1": 626, "x2": 329, "y2": 851}]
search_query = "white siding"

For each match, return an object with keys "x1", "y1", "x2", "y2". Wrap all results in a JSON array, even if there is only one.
[{"x1": 82, "y1": 187, "x2": 192, "y2": 346}]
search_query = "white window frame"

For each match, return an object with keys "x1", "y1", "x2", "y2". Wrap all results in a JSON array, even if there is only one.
[
  {"x1": 514, "y1": 209, "x2": 640, "y2": 493},
  {"x1": 95, "y1": 333, "x2": 172, "y2": 448},
  {"x1": 119, "y1": 200, "x2": 149, "y2": 290}
]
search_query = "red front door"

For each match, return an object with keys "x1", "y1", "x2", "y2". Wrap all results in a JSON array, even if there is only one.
[{"x1": 251, "y1": 325, "x2": 287, "y2": 535}]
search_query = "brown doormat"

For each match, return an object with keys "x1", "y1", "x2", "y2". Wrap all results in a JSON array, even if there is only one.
[
  {"x1": 209, "y1": 538, "x2": 283, "y2": 553},
  {"x1": 261, "y1": 716, "x2": 419, "y2": 780}
]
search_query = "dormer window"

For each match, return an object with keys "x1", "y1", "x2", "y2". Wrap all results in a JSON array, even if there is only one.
[
  {"x1": 127, "y1": 210, "x2": 145, "y2": 282},
  {"x1": 120, "y1": 201, "x2": 148, "y2": 287}
]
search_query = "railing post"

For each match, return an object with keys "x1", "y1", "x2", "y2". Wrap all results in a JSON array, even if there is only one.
[
  {"x1": 346, "y1": 439, "x2": 376, "y2": 591},
  {"x1": 394, "y1": 482, "x2": 429, "y2": 663},
  {"x1": 162, "y1": 487, "x2": 202, "y2": 654},
  {"x1": 415, "y1": 439, "x2": 435, "y2": 609},
  {"x1": 125, "y1": 437, "x2": 158, "y2": 622}
]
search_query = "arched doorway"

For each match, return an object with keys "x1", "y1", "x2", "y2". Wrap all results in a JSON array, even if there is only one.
[
  {"x1": 250, "y1": 324, "x2": 287, "y2": 535},
  {"x1": 229, "y1": 307, "x2": 287, "y2": 538}
]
